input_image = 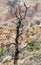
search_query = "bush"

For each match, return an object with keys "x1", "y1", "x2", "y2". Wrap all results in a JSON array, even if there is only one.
[
  {"x1": 0, "y1": 45, "x2": 6, "y2": 62},
  {"x1": 28, "y1": 43, "x2": 40, "y2": 52},
  {"x1": 26, "y1": 39, "x2": 40, "y2": 51},
  {"x1": 33, "y1": 43, "x2": 40, "y2": 50}
]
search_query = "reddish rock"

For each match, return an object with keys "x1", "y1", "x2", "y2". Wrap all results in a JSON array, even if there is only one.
[
  {"x1": 35, "y1": 3, "x2": 41, "y2": 12},
  {"x1": 6, "y1": 11, "x2": 13, "y2": 20}
]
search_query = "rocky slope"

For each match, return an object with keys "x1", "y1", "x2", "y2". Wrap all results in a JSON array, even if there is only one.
[{"x1": 0, "y1": 0, "x2": 41, "y2": 65}]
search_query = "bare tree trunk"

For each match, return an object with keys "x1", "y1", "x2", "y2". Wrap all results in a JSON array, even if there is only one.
[
  {"x1": 14, "y1": 21, "x2": 21, "y2": 65},
  {"x1": 6, "y1": 2, "x2": 30, "y2": 65},
  {"x1": 14, "y1": 3, "x2": 30, "y2": 65}
]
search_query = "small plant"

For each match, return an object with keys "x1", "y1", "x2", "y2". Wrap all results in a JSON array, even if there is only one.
[
  {"x1": 0, "y1": 44, "x2": 6, "y2": 62},
  {"x1": 26, "y1": 40, "x2": 40, "y2": 51},
  {"x1": 36, "y1": 21, "x2": 40, "y2": 25},
  {"x1": 30, "y1": 23, "x2": 34, "y2": 27},
  {"x1": 33, "y1": 43, "x2": 40, "y2": 50},
  {"x1": 21, "y1": 50, "x2": 27, "y2": 56}
]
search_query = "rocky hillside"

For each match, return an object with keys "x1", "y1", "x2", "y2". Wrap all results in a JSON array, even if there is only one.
[
  {"x1": 0, "y1": 23, "x2": 41, "y2": 65},
  {"x1": 0, "y1": 0, "x2": 41, "y2": 65}
]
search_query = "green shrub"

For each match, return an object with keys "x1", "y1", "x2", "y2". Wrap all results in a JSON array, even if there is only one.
[
  {"x1": 33, "y1": 43, "x2": 40, "y2": 50},
  {"x1": 0, "y1": 45, "x2": 6, "y2": 62},
  {"x1": 28, "y1": 43, "x2": 40, "y2": 52},
  {"x1": 21, "y1": 50, "x2": 27, "y2": 56}
]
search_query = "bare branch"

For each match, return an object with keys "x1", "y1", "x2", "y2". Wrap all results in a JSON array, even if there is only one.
[
  {"x1": 19, "y1": 43, "x2": 28, "y2": 52},
  {"x1": 18, "y1": 5, "x2": 22, "y2": 20},
  {"x1": 15, "y1": 12, "x2": 20, "y2": 20},
  {"x1": 14, "y1": 7, "x2": 20, "y2": 20},
  {"x1": 14, "y1": 3, "x2": 31, "y2": 21},
  {"x1": 22, "y1": 2, "x2": 31, "y2": 19},
  {"x1": 5, "y1": 43, "x2": 15, "y2": 47},
  {"x1": 16, "y1": 32, "x2": 23, "y2": 38}
]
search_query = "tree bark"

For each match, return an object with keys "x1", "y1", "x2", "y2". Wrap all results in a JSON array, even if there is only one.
[{"x1": 14, "y1": 20, "x2": 21, "y2": 65}]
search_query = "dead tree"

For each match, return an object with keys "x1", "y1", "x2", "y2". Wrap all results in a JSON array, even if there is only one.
[
  {"x1": 13, "y1": 3, "x2": 31, "y2": 65},
  {"x1": 5, "y1": 2, "x2": 31, "y2": 65}
]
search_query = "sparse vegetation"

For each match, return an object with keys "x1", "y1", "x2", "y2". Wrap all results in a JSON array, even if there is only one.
[{"x1": 0, "y1": 0, "x2": 41, "y2": 65}]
